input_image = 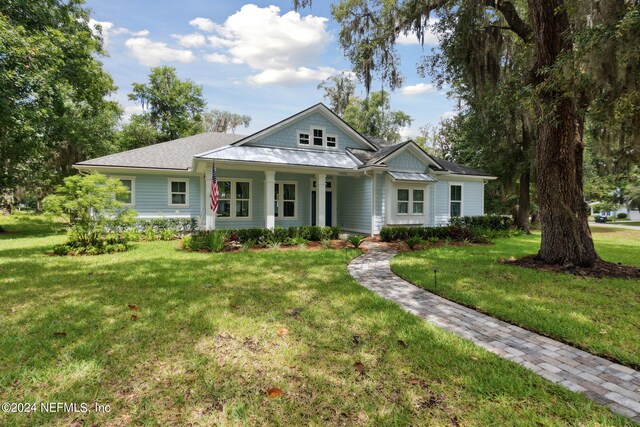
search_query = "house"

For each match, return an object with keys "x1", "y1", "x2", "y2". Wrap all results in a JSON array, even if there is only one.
[{"x1": 74, "y1": 104, "x2": 496, "y2": 235}]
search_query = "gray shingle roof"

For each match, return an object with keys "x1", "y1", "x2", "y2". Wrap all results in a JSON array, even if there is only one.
[
  {"x1": 431, "y1": 156, "x2": 494, "y2": 177},
  {"x1": 197, "y1": 146, "x2": 360, "y2": 169},
  {"x1": 76, "y1": 132, "x2": 245, "y2": 170}
]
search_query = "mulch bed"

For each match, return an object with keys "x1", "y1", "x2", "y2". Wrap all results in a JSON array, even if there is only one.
[{"x1": 499, "y1": 255, "x2": 640, "y2": 279}]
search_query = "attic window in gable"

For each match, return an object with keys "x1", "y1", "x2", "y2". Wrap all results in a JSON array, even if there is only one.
[
  {"x1": 313, "y1": 128, "x2": 323, "y2": 146},
  {"x1": 326, "y1": 135, "x2": 336, "y2": 147},
  {"x1": 298, "y1": 131, "x2": 309, "y2": 145}
]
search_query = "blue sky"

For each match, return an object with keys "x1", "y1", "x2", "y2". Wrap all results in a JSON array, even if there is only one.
[{"x1": 85, "y1": 0, "x2": 456, "y2": 137}]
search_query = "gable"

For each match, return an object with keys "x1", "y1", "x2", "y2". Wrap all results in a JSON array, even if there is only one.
[
  {"x1": 386, "y1": 150, "x2": 428, "y2": 172},
  {"x1": 237, "y1": 105, "x2": 375, "y2": 151}
]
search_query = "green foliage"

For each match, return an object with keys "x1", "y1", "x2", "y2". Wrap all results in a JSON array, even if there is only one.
[
  {"x1": 287, "y1": 236, "x2": 308, "y2": 247},
  {"x1": 0, "y1": 4, "x2": 121, "y2": 195},
  {"x1": 202, "y1": 109, "x2": 251, "y2": 133},
  {"x1": 317, "y1": 72, "x2": 355, "y2": 116},
  {"x1": 128, "y1": 66, "x2": 206, "y2": 141},
  {"x1": 342, "y1": 92, "x2": 412, "y2": 143},
  {"x1": 321, "y1": 239, "x2": 332, "y2": 249},
  {"x1": 380, "y1": 221, "x2": 517, "y2": 243},
  {"x1": 116, "y1": 114, "x2": 163, "y2": 151},
  {"x1": 448, "y1": 215, "x2": 513, "y2": 231},
  {"x1": 347, "y1": 235, "x2": 366, "y2": 248},
  {"x1": 240, "y1": 239, "x2": 257, "y2": 252},
  {"x1": 205, "y1": 231, "x2": 227, "y2": 253},
  {"x1": 617, "y1": 213, "x2": 628, "y2": 219},
  {"x1": 405, "y1": 236, "x2": 423, "y2": 250},
  {"x1": 43, "y1": 174, "x2": 136, "y2": 247}
]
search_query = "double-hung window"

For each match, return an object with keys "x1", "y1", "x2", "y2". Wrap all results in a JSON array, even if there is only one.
[
  {"x1": 116, "y1": 178, "x2": 134, "y2": 206},
  {"x1": 217, "y1": 179, "x2": 251, "y2": 219},
  {"x1": 450, "y1": 184, "x2": 462, "y2": 217},
  {"x1": 326, "y1": 135, "x2": 337, "y2": 148},
  {"x1": 397, "y1": 188, "x2": 425, "y2": 215},
  {"x1": 313, "y1": 128, "x2": 324, "y2": 146},
  {"x1": 274, "y1": 182, "x2": 296, "y2": 218},
  {"x1": 168, "y1": 179, "x2": 189, "y2": 207}
]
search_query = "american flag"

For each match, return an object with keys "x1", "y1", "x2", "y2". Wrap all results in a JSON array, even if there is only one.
[{"x1": 210, "y1": 162, "x2": 219, "y2": 213}]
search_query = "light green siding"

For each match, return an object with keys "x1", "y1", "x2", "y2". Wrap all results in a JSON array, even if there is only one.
[{"x1": 244, "y1": 111, "x2": 369, "y2": 151}]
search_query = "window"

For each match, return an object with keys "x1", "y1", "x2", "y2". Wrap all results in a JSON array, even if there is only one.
[
  {"x1": 413, "y1": 189, "x2": 424, "y2": 214},
  {"x1": 397, "y1": 187, "x2": 426, "y2": 215},
  {"x1": 116, "y1": 178, "x2": 134, "y2": 206},
  {"x1": 298, "y1": 131, "x2": 309, "y2": 145},
  {"x1": 218, "y1": 181, "x2": 232, "y2": 217},
  {"x1": 326, "y1": 135, "x2": 337, "y2": 148},
  {"x1": 397, "y1": 189, "x2": 409, "y2": 214},
  {"x1": 168, "y1": 179, "x2": 188, "y2": 207},
  {"x1": 235, "y1": 181, "x2": 250, "y2": 217},
  {"x1": 450, "y1": 184, "x2": 462, "y2": 217},
  {"x1": 275, "y1": 182, "x2": 296, "y2": 218},
  {"x1": 217, "y1": 179, "x2": 251, "y2": 219},
  {"x1": 313, "y1": 128, "x2": 323, "y2": 146}
]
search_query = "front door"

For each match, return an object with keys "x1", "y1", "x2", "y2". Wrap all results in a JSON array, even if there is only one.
[{"x1": 311, "y1": 190, "x2": 332, "y2": 226}]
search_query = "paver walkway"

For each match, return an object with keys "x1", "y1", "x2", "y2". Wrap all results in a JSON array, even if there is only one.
[{"x1": 348, "y1": 248, "x2": 640, "y2": 422}]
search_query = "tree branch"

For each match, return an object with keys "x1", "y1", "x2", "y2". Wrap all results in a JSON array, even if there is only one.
[{"x1": 485, "y1": 0, "x2": 533, "y2": 42}]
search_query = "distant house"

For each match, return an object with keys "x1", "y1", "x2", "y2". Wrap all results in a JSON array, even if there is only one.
[
  {"x1": 75, "y1": 104, "x2": 496, "y2": 235},
  {"x1": 589, "y1": 202, "x2": 640, "y2": 220}
]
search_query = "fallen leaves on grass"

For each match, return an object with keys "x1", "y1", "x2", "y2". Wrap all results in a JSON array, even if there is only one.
[
  {"x1": 53, "y1": 332, "x2": 67, "y2": 337},
  {"x1": 352, "y1": 335, "x2": 361, "y2": 346},
  {"x1": 128, "y1": 304, "x2": 139, "y2": 311},
  {"x1": 397, "y1": 340, "x2": 407, "y2": 348},
  {"x1": 354, "y1": 361, "x2": 366, "y2": 373},
  {"x1": 267, "y1": 388, "x2": 284, "y2": 398},
  {"x1": 277, "y1": 327, "x2": 288, "y2": 336},
  {"x1": 131, "y1": 315, "x2": 138, "y2": 321}
]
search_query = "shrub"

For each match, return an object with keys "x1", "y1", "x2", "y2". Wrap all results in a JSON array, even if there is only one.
[
  {"x1": 617, "y1": 212, "x2": 628, "y2": 219},
  {"x1": 44, "y1": 173, "x2": 137, "y2": 249},
  {"x1": 53, "y1": 244, "x2": 71, "y2": 256},
  {"x1": 321, "y1": 239, "x2": 332, "y2": 249},
  {"x1": 287, "y1": 236, "x2": 308, "y2": 247},
  {"x1": 448, "y1": 215, "x2": 513, "y2": 230},
  {"x1": 608, "y1": 216, "x2": 617, "y2": 222},
  {"x1": 299, "y1": 226, "x2": 323, "y2": 241},
  {"x1": 160, "y1": 229, "x2": 175, "y2": 241},
  {"x1": 347, "y1": 235, "x2": 365, "y2": 248},
  {"x1": 405, "y1": 236, "x2": 423, "y2": 250},
  {"x1": 205, "y1": 231, "x2": 227, "y2": 253},
  {"x1": 181, "y1": 235, "x2": 195, "y2": 251},
  {"x1": 241, "y1": 239, "x2": 257, "y2": 252}
]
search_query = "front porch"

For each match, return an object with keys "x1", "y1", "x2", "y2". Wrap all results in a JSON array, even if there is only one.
[{"x1": 202, "y1": 166, "x2": 370, "y2": 234}]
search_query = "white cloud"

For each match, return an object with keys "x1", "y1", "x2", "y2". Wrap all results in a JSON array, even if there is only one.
[
  {"x1": 122, "y1": 104, "x2": 144, "y2": 122},
  {"x1": 172, "y1": 33, "x2": 207, "y2": 47},
  {"x1": 248, "y1": 66, "x2": 336, "y2": 85},
  {"x1": 201, "y1": 5, "x2": 332, "y2": 84},
  {"x1": 396, "y1": 19, "x2": 439, "y2": 46},
  {"x1": 89, "y1": 19, "x2": 149, "y2": 47},
  {"x1": 205, "y1": 53, "x2": 233, "y2": 63},
  {"x1": 441, "y1": 111, "x2": 458, "y2": 120},
  {"x1": 401, "y1": 83, "x2": 437, "y2": 96},
  {"x1": 189, "y1": 17, "x2": 216, "y2": 32},
  {"x1": 125, "y1": 37, "x2": 196, "y2": 66}
]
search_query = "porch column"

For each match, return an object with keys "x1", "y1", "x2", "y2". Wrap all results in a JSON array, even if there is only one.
[
  {"x1": 204, "y1": 164, "x2": 216, "y2": 230},
  {"x1": 265, "y1": 170, "x2": 275, "y2": 229},
  {"x1": 316, "y1": 173, "x2": 326, "y2": 227}
]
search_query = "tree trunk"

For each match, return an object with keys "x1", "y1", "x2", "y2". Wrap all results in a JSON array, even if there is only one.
[
  {"x1": 515, "y1": 118, "x2": 532, "y2": 233},
  {"x1": 528, "y1": 0, "x2": 598, "y2": 266}
]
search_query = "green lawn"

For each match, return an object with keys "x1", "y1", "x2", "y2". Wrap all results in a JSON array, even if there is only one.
[
  {"x1": 392, "y1": 228, "x2": 640, "y2": 370},
  {"x1": 0, "y1": 215, "x2": 629, "y2": 426}
]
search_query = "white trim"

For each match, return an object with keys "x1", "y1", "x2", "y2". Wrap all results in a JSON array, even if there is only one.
[
  {"x1": 227, "y1": 104, "x2": 377, "y2": 151},
  {"x1": 297, "y1": 129, "x2": 310, "y2": 147},
  {"x1": 448, "y1": 182, "x2": 464, "y2": 218},
  {"x1": 326, "y1": 134, "x2": 338, "y2": 148},
  {"x1": 371, "y1": 172, "x2": 376, "y2": 236},
  {"x1": 374, "y1": 142, "x2": 442, "y2": 170},
  {"x1": 309, "y1": 177, "x2": 336, "y2": 226},
  {"x1": 274, "y1": 180, "x2": 298, "y2": 220},
  {"x1": 75, "y1": 165, "x2": 195, "y2": 175},
  {"x1": 168, "y1": 178, "x2": 190, "y2": 208},
  {"x1": 386, "y1": 179, "x2": 429, "y2": 225},
  {"x1": 112, "y1": 175, "x2": 135, "y2": 207},
  {"x1": 216, "y1": 177, "x2": 254, "y2": 221}
]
